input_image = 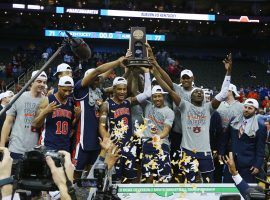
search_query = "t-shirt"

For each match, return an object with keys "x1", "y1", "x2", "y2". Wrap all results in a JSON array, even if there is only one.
[
  {"x1": 217, "y1": 101, "x2": 243, "y2": 128},
  {"x1": 144, "y1": 102, "x2": 175, "y2": 146},
  {"x1": 179, "y1": 99, "x2": 214, "y2": 152},
  {"x1": 172, "y1": 83, "x2": 193, "y2": 133},
  {"x1": 7, "y1": 91, "x2": 42, "y2": 154}
]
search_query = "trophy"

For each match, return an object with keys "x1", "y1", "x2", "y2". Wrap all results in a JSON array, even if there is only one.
[{"x1": 127, "y1": 27, "x2": 151, "y2": 67}]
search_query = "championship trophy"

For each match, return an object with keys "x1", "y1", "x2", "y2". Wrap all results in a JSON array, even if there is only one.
[{"x1": 127, "y1": 27, "x2": 151, "y2": 67}]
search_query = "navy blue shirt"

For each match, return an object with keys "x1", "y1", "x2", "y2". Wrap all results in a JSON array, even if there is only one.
[
  {"x1": 73, "y1": 80, "x2": 105, "y2": 151},
  {"x1": 107, "y1": 98, "x2": 133, "y2": 148},
  {"x1": 43, "y1": 94, "x2": 74, "y2": 151}
]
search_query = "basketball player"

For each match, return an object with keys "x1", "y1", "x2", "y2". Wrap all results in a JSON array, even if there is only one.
[
  {"x1": 99, "y1": 67, "x2": 151, "y2": 182},
  {"x1": 32, "y1": 76, "x2": 79, "y2": 151}
]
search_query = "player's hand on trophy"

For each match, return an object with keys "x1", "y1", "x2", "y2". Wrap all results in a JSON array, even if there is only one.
[
  {"x1": 125, "y1": 49, "x2": 132, "y2": 58},
  {"x1": 145, "y1": 42, "x2": 154, "y2": 58}
]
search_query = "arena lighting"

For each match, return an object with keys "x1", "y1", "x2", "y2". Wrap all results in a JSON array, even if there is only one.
[
  {"x1": 12, "y1": 4, "x2": 25, "y2": 9},
  {"x1": 100, "y1": 9, "x2": 215, "y2": 21},
  {"x1": 45, "y1": 30, "x2": 166, "y2": 41},
  {"x1": 27, "y1": 5, "x2": 44, "y2": 10},
  {"x1": 229, "y1": 16, "x2": 259, "y2": 23}
]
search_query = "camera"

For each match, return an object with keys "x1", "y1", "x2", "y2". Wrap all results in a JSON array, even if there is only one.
[
  {"x1": 75, "y1": 163, "x2": 121, "y2": 200},
  {"x1": 0, "y1": 146, "x2": 64, "y2": 191}
]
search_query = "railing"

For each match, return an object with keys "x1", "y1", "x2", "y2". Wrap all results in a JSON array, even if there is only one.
[{"x1": 5, "y1": 63, "x2": 39, "y2": 92}]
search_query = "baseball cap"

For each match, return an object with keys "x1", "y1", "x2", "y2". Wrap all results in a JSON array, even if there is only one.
[
  {"x1": 0, "y1": 90, "x2": 14, "y2": 100},
  {"x1": 84, "y1": 68, "x2": 95, "y2": 78},
  {"x1": 151, "y1": 85, "x2": 168, "y2": 95},
  {"x1": 181, "y1": 69, "x2": 193, "y2": 78},
  {"x1": 54, "y1": 63, "x2": 72, "y2": 76},
  {"x1": 229, "y1": 84, "x2": 240, "y2": 97},
  {"x1": 152, "y1": 77, "x2": 157, "y2": 83},
  {"x1": 244, "y1": 98, "x2": 259, "y2": 109},
  {"x1": 31, "y1": 70, "x2": 47, "y2": 81},
  {"x1": 58, "y1": 76, "x2": 74, "y2": 87},
  {"x1": 113, "y1": 77, "x2": 127, "y2": 86}
]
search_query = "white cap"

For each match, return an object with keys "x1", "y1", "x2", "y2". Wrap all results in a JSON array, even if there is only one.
[
  {"x1": 151, "y1": 85, "x2": 168, "y2": 95},
  {"x1": 203, "y1": 88, "x2": 211, "y2": 96},
  {"x1": 84, "y1": 68, "x2": 95, "y2": 78},
  {"x1": 58, "y1": 76, "x2": 74, "y2": 87},
  {"x1": 181, "y1": 69, "x2": 193, "y2": 78},
  {"x1": 54, "y1": 63, "x2": 72, "y2": 76},
  {"x1": 244, "y1": 98, "x2": 259, "y2": 109},
  {"x1": 0, "y1": 90, "x2": 14, "y2": 100},
  {"x1": 31, "y1": 70, "x2": 47, "y2": 81},
  {"x1": 229, "y1": 84, "x2": 240, "y2": 97},
  {"x1": 152, "y1": 77, "x2": 157, "y2": 83},
  {"x1": 113, "y1": 77, "x2": 127, "y2": 86}
]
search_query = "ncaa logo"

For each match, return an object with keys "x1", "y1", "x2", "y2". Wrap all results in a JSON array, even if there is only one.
[{"x1": 193, "y1": 126, "x2": 201, "y2": 133}]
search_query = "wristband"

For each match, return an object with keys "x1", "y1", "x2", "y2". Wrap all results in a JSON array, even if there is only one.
[{"x1": 0, "y1": 176, "x2": 14, "y2": 187}]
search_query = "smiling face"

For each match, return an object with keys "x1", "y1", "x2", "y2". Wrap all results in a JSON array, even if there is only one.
[
  {"x1": 58, "y1": 86, "x2": 73, "y2": 99},
  {"x1": 191, "y1": 89, "x2": 204, "y2": 104},
  {"x1": 31, "y1": 79, "x2": 47, "y2": 94},
  {"x1": 243, "y1": 105, "x2": 256, "y2": 118},
  {"x1": 180, "y1": 75, "x2": 194, "y2": 89},
  {"x1": 113, "y1": 84, "x2": 127, "y2": 102},
  {"x1": 152, "y1": 93, "x2": 164, "y2": 108}
]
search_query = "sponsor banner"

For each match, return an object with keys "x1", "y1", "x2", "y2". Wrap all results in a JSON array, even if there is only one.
[
  {"x1": 45, "y1": 30, "x2": 165, "y2": 41},
  {"x1": 117, "y1": 184, "x2": 243, "y2": 200},
  {"x1": 100, "y1": 9, "x2": 215, "y2": 21}
]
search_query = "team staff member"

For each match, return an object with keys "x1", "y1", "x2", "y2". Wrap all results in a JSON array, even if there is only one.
[
  {"x1": 0, "y1": 71, "x2": 47, "y2": 159},
  {"x1": 32, "y1": 76, "x2": 79, "y2": 151},
  {"x1": 219, "y1": 98, "x2": 267, "y2": 183}
]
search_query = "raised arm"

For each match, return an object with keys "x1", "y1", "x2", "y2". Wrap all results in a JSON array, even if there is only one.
[
  {"x1": 221, "y1": 53, "x2": 232, "y2": 90},
  {"x1": 152, "y1": 66, "x2": 181, "y2": 106},
  {"x1": 129, "y1": 67, "x2": 152, "y2": 105},
  {"x1": 211, "y1": 53, "x2": 232, "y2": 109},
  {"x1": 0, "y1": 116, "x2": 15, "y2": 147},
  {"x1": 146, "y1": 43, "x2": 174, "y2": 89},
  {"x1": 81, "y1": 56, "x2": 126, "y2": 87},
  {"x1": 99, "y1": 101, "x2": 110, "y2": 139}
]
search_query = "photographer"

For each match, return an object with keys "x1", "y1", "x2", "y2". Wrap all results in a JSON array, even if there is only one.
[{"x1": 0, "y1": 147, "x2": 75, "y2": 200}]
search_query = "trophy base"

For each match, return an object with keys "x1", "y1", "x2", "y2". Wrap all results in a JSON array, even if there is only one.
[{"x1": 126, "y1": 59, "x2": 151, "y2": 67}]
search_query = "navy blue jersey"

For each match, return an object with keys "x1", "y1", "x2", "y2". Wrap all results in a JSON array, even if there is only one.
[
  {"x1": 107, "y1": 98, "x2": 133, "y2": 147},
  {"x1": 42, "y1": 94, "x2": 74, "y2": 151},
  {"x1": 73, "y1": 80, "x2": 106, "y2": 151}
]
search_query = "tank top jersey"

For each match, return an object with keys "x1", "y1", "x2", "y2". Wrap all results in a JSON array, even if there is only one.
[
  {"x1": 43, "y1": 94, "x2": 74, "y2": 151},
  {"x1": 107, "y1": 98, "x2": 133, "y2": 147}
]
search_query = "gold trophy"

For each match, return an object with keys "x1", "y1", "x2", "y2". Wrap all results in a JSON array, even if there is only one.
[{"x1": 127, "y1": 27, "x2": 151, "y2": 67}]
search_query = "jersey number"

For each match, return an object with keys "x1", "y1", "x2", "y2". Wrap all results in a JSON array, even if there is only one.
[{"x1": 56, "y1": 121, "x2": 68, "y2": 135}]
